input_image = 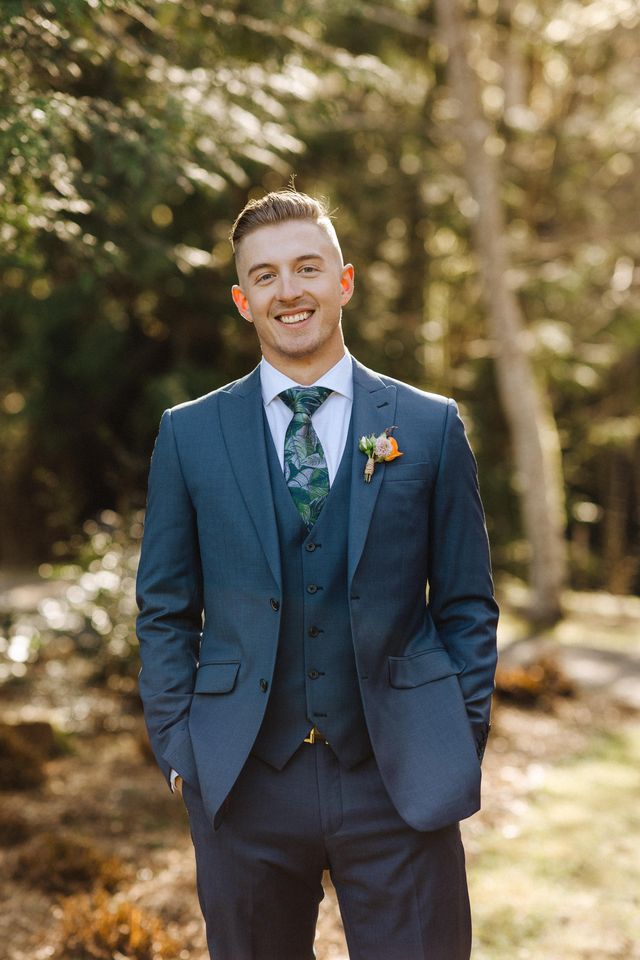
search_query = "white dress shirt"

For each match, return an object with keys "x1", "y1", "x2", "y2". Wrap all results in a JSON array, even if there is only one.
[{"x1": 260, "y1": 350, "x2": 354, "y2": 484}]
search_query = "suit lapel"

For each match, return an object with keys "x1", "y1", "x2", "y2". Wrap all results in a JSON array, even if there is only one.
[
  {"x1": 218, "y1": 366, "x2": 281, "y2": 590},
  {"x1": 218, "y1": 358, "x2": 396, "y2": 591},
  {"x1": 348, "y1": 358, "x2": 398, "y2": 585}
]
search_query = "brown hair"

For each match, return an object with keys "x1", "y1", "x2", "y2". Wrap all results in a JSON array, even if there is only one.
[{"x1": 230, "y1": 190, "x2": 333, "y2": 252}]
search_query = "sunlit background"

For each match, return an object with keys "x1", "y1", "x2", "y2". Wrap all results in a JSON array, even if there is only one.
[{"x1": 1, "y1": 1, "x2": 639, "y2": 958}]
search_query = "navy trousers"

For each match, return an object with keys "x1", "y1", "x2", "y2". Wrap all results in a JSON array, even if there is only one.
[{"x1": 183, "y1": 742, "x2": 471, "y2": 960}]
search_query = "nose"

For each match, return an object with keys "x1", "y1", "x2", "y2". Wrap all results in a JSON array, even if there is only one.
[{"x1": 275, "y1": 270, "x2": 302, "y2": 301}]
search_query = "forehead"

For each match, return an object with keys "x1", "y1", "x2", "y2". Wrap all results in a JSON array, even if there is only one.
[{"x1": 235, "y1": 219, "x2": 341, "y2": 274}]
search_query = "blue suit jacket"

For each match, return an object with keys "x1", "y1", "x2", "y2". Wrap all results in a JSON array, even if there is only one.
[{"x1": 136, "y1": 357, "x2": 498, "y2": 831}]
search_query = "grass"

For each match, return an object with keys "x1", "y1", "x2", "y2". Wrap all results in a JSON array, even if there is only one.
[{"x1": 469, "y1": 724, "x2": 640, "y2": 959}]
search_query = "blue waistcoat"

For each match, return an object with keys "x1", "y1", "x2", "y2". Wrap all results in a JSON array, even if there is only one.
[{"x1": 251, "y1": 413, "x2": 372, "y2": 769}]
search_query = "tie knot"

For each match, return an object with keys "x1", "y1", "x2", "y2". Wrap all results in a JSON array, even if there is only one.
[{"x1": 279, "y1": 386, "x2": 333, "y2": 418}]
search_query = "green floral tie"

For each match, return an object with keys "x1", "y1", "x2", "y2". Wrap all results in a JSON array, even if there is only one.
[{"x1": 279, "y1": 386, "x2": 333, "y2": 528}]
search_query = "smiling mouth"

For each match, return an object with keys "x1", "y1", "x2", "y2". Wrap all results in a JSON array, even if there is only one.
[{"x1": 276, "y1": 310, "x2": 313, "y2": 325}]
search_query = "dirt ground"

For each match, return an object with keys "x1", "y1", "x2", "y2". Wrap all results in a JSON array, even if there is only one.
[{"x1": 1, "y1": 585, "x2": 639, "y2": 959}]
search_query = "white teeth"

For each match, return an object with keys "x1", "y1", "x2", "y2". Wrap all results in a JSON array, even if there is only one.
[{"x1": 278, "y1": 311, "x2": 312, "y2": 324}]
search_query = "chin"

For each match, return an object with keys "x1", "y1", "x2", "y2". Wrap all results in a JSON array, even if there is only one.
[{"x1": 277, "y1": 339, "x2": 320, "y2": 359}]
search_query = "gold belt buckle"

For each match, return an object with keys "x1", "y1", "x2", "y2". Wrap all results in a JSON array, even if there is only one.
[{"x1": 303, "y1": 725, "x2": 326, "y2": 744}]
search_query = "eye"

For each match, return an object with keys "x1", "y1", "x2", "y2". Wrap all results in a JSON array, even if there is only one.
[
  {"x1": 300, "y1": 264, "x2": 319, "y2": 274},
  {"x1": 256, "y1": 272, "x2": 275, "y2": 283}
]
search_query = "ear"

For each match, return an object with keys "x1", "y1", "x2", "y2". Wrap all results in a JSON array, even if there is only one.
[
  {"x1": 339, "y1": 264, "x2": 355, "y2": 306},
  {"x1": 231, "y1": 284, "x2": 253, "y2": 323}
]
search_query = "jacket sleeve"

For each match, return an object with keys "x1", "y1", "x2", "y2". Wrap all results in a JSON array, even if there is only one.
[
  {"x1": 427, "y1": 399, "x2": 499, "y2": 761},
  {"x1": 136, "y1": 409, "x2": 202, "y2": 785}
]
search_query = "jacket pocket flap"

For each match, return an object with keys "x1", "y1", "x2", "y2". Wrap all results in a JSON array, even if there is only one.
[
  {"x1": 383, "y1": 460, "x2": 431, "y2": 483},
  {"x1": 194, "y1": 661, "x2": 240, "y2": 693},
  {"x1": 388, "y1": 648, "x2": 461, "y2": 688}
]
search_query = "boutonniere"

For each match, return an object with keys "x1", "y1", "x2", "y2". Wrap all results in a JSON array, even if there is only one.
[{"x1": 358, "y1": 426, "x2": 403, "y2": 482}]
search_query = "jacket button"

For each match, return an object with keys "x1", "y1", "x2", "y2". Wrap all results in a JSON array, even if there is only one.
[
  {"x1": 270, "y1": 598, "x2": 280, "y2": 611},
  {"x1": 306, "y1": 584, "x2": 318, "y2": 594},
  {"x1": 308, "y1": 669, "x2": 320, "y2": 679},
  {"x1": 308, "y1": 626, "x2": 320, "y2": 637},
  {"x1": 305, "y1": 542, "x2": 317, "y2": 552},
  {"x1": 259, "y1": 678, "x2": 269, "y2": 692}
]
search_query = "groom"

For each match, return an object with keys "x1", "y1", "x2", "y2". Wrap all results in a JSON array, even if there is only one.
[{"x1": 136, "y1": 190, "x2": 498, "y2": 960}]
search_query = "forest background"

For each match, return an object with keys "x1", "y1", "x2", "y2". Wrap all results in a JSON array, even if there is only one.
[
  {"x1": 0, "y1": 2, "x2": 639, "y2": 959},
  {"x1": 1, "y1": 0, "x2": 639, "y2": 602}
]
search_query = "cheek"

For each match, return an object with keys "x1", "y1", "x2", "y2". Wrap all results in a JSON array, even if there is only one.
[
  {"x1": 318, "y1": 285, "x2": 344, "y2": 311},
  {"x1": 245, "y1": 294, "x2": 269, "y2": 320}
]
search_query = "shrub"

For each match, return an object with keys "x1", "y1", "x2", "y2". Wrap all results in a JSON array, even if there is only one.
[
  {"x1": 1, "y1": 511, "x2": 143, "y2": 691},
  {"x1": 495, "y1": 654, "x2": 575, "y2": 706},
  {"x1": 0, "y1": 723, "x2": 47, "y2": 790},
  {"x1": 13, "y1": 832, "x2": 126, "y2": 894},
  {"x1": 0, "y1": 810, "x2": 31, "y2": 847},
  {"x1": 57, "y1": 890, "x2": 180, "y2": 960},
  {"x1": 10, "y1": 720, "x2": 70, "y2": 759}
]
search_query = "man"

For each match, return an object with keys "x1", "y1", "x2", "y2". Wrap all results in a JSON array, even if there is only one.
[{"x1": 136, "y1": 190, "x2": 498, "y2": 960}]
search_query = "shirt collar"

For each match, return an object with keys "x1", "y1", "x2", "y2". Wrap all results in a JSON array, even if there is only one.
[{"x1": 260, "y1": 351, "x2": 353, "y2": 406}]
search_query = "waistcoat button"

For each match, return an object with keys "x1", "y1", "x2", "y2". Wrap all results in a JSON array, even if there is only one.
[
  {"x1": 308, "y1": 669, "x2": 320, "y2": 679},
  {"x1": 308, "y1": 626, "x2": 320, "y2": 637},
  {"x1": 306, "y1": 584, "x2": 318, "y2": 594},
  {"x1": 259, "y1": 678, "x2": 269, "y2": 692},
  {"x1": 270, "y1": 598, "x2": 280, "y2": 611},
  {"x1": 305, "y1": 542, "x2": 317, "y2": 552}
]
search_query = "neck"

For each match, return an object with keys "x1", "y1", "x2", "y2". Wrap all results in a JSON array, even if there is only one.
[{"x1": 264, "y1": 348, "x2": 347, "y2": 385}]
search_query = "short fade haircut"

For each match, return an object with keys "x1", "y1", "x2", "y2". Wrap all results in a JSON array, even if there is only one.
[{"x1": 230, "y1": 189, "x2": 336, "y2": 253}]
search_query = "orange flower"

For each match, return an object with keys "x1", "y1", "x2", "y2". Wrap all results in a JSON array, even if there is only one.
[{"x1": 384, "y1": 436, "x2": 403, "y2": 461}]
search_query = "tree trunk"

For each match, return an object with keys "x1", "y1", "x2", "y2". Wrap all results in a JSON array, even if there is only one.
[
  {"x1": 603, "y1": 451, "x2": 635, "y2": 595},
  {"x1": 433, "y1": 0, "x2": 567, "y2": 623}
]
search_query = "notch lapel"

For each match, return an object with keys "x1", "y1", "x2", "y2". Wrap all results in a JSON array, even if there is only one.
[
  {"x1": 348, "y1": 358, "x2": 398, "y2": 585},
  {"x1": 218, "y1": 367, "x2": 281, "y2": 591}
]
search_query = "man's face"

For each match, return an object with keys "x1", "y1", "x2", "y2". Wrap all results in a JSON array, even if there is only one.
[{"x1": 231, "y1": 219, "x2": 355, "y2": 375}]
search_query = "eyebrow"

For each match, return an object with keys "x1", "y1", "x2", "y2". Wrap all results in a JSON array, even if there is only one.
[{"x1": 247, "y1": 252, "x2": 326, "y2": 277}]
